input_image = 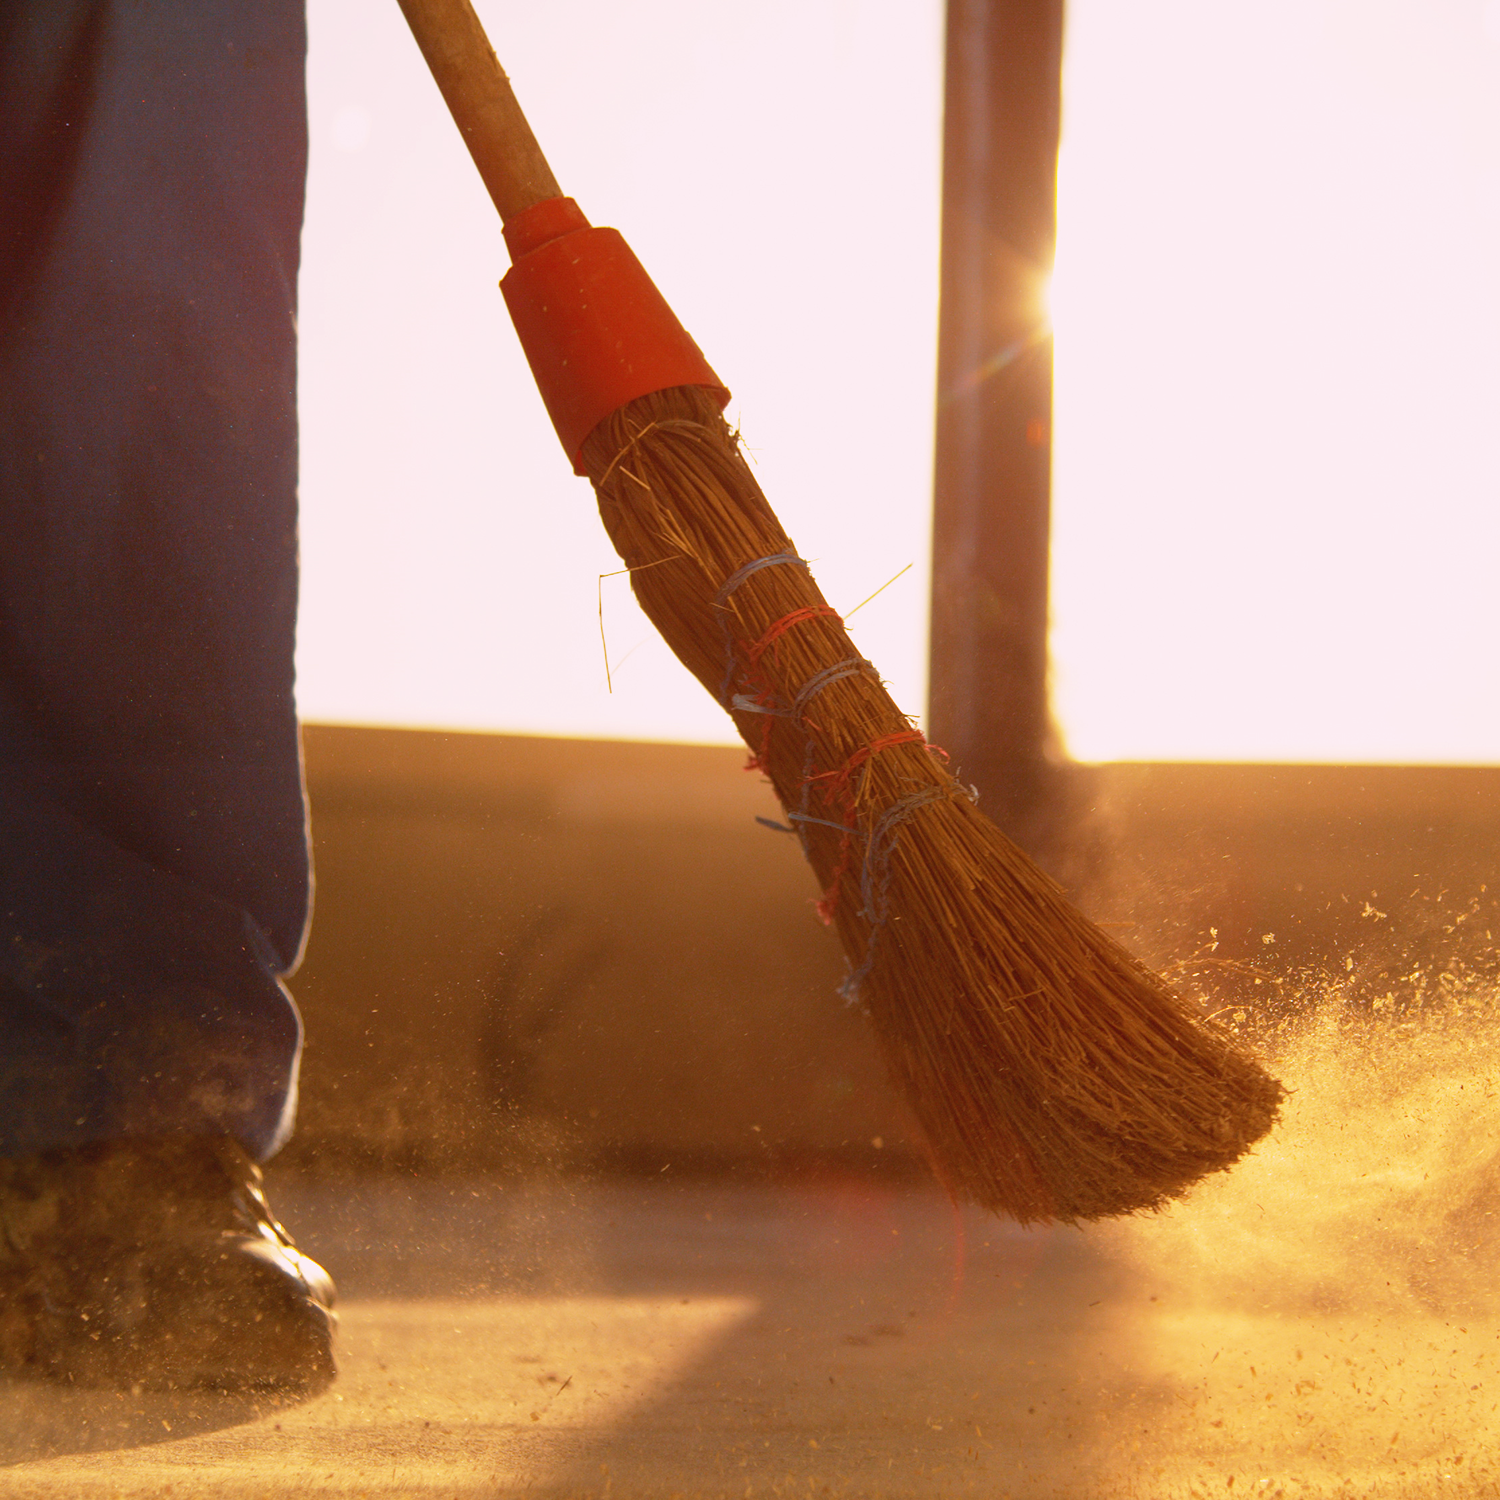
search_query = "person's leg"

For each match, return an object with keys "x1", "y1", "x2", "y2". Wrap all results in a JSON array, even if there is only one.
[
  {"x1": 0, "y1": 0, "x2": 333, "y2": 1391},
  {"x1": 0, "y1": 0, "x2": 308, "y2": 1160}
]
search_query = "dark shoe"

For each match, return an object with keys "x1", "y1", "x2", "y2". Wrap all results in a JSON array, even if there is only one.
[{"x1": 0, "y1": 1136, "x2": 336, "y2": 1392}]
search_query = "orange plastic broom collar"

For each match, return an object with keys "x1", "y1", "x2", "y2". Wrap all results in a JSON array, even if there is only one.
[{"x1": 499, "y1": 197, "x2": 730, "y2": 474}]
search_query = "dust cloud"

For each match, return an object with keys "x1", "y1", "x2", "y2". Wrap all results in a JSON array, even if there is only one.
[{"x1": 1087, "y1": 949, "x2": 1500, "y2": 1498}]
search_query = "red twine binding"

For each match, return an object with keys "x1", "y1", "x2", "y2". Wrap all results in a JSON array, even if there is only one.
[
  {"x1": 803, "y1": 728, "x2": 929, "y2": 925},
  {"x1": 728, "y1": 606, "x2": 843, "y2": 772},
  {"x1": 742, "y1": 607, "x2": 842, "y2": 669},
  {"x1": 806, "y1": 729, "x2": 927, "y2": 805}
]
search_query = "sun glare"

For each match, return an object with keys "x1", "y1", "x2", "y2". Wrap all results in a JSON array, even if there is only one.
[{"x1": 1037, "y1": 273, "x2": 1056, "y2": 335}]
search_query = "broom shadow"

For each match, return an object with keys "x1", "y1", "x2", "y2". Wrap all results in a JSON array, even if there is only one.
[{"x1": 483, "y1": 1184, "x2": 1151, "y2": 1500}]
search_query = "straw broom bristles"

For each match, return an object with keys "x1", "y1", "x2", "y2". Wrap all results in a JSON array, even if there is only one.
[
  {"x1": 580, "y1": 384, "x2": 1284, "y2": 1226},
  {"x1": 390, "y1": 0, "x2": 1281, "y2": 1222}
]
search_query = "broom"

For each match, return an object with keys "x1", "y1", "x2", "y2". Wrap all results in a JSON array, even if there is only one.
[{"x1": 395, "y1": 0, "x2": 1284, "y2": 1224}]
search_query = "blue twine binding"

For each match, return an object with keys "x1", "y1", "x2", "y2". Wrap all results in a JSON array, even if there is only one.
[
  {"x1": 754, "y1": 811, "x2": 856, "y2": 841},
  {"x1": 731, "y1": 694, "x2": 786, "y2": 716},
  {"x1": 789, "y1": 656, "x2": 877, "y2": 721},
  {"x1": 712, "y1": 551, "x2": 810, "y2": 610},
  {"x1": 837, "y1": 783, "x2": 977, "y2": 1007},
  {"x1": 731, "y1": 655, "x2": 878, "y2": 734},
  {"x1": 788, "y1": 813, "x2": 858, "y2": 835},
  {"x1": 857, "y1": 787, "x2": 952, "y2": 925},
  {"x1": 713, "y1": 552, "x2": 809, "y2": 706}
]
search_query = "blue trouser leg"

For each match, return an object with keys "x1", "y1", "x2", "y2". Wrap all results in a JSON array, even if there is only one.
[{"x1": 0, "y1": 2, "x2": 310, "y2": 1161}]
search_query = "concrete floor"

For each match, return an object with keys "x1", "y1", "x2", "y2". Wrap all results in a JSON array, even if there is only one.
[
  {"x1": 5, "y1": 1010, "x2": 1500, "y2": 1499},
  {"x1": 4, "y1": 1106, "x2": 1500, "y2": 1499}
]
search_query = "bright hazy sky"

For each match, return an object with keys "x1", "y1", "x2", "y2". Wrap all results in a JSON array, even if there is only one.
[
  {"x1": 297, "y1": 1, "x2": 1500, "y2": 764},
  {"x1": 1051, "y1": 0, "x2": 1500, "y2": 762}
]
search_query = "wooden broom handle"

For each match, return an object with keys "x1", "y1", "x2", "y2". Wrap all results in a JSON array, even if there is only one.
[{"x1": 396, "y1": 0, "x2": 561, "y2": 221}]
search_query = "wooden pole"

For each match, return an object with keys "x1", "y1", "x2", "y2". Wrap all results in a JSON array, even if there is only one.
[
  {"x1": 929, "y1": 0, "x2": 1067, "y2": 859},
  {"x1": 396, "y1": 0, "x2": 560, "y2": 221}
]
